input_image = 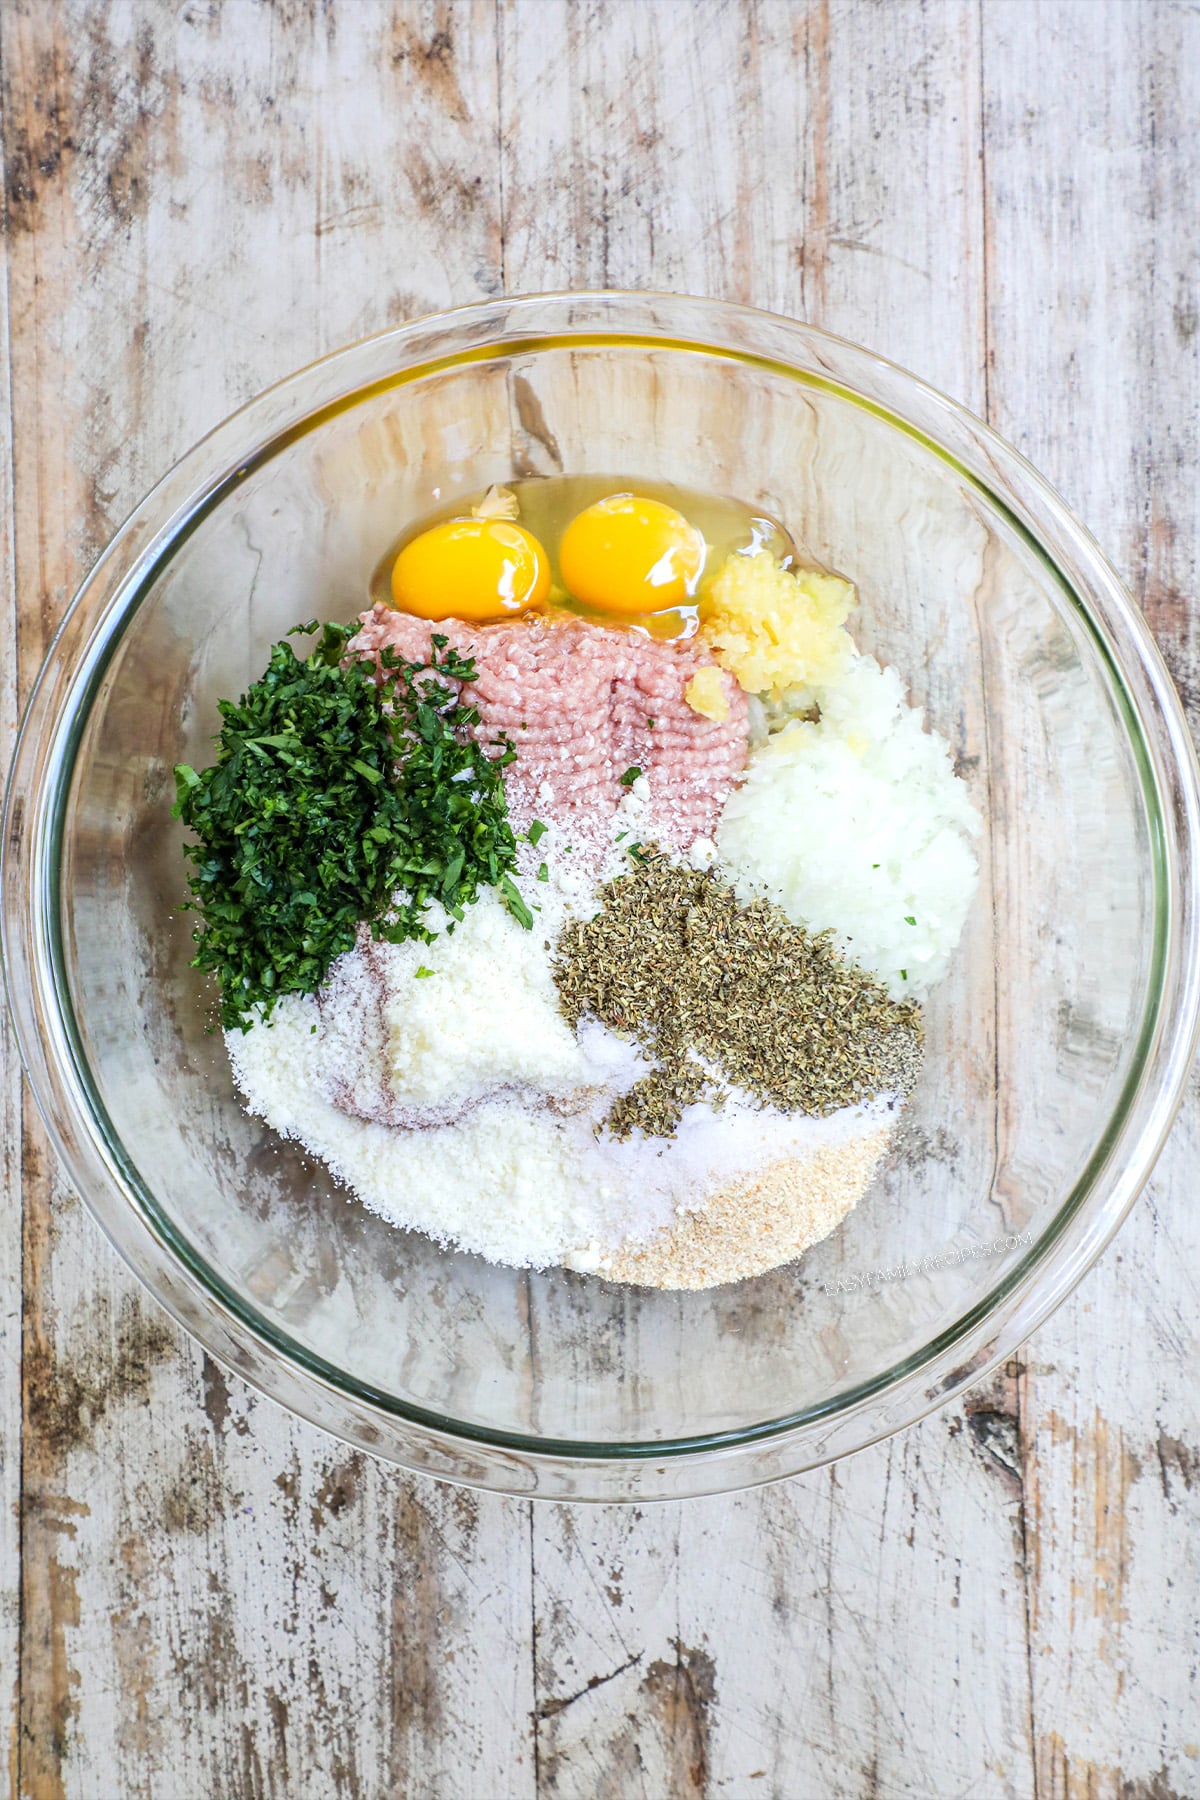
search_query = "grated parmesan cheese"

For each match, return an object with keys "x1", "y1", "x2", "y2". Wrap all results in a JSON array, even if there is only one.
[{"x1": 320, "y1": 886, "x2": 587, "y2": 1114}]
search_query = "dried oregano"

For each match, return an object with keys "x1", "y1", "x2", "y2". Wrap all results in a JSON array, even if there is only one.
[{"x1": 553, "y1": 850, "x2": 923, "y2": 1138}]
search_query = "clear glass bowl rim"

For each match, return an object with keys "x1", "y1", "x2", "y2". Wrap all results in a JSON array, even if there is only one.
[{"x1": 5, "y1": 289, "x2": 1200, "y2": 1501}]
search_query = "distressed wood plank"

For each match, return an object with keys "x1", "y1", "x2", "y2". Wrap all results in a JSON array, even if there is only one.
[
  {"x1": 0, "y1": 78, "x2": 23, "y2": 1791},
  {"x1": 501, "y1": 4, "x2": 1035, "y2": 1794},
  {"x1": 982, "y1": 4, "x2": 1200, "y2": 1794},
  {"x1": 528, "y1": 1410, "x2": 1039, "y2": 1800},
  {"x1": 4, "y1": 1, "x2": 1200, "y2": 1797},
  {"x1": 2, "y1": 4, "x2": 534, "y2": 1798}
]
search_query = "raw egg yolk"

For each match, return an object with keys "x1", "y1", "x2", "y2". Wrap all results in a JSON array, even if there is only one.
[
  {"x1": 390, "y1": 518, "x2": 551, "y2": 621},
  {"x1": 558, "y1": 494, "x2": 706, "y2": 614}
]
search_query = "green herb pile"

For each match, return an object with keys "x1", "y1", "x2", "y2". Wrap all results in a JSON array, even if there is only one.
[{"x1": 173, "y1": 620, "x2": 525, "y2": 1031}]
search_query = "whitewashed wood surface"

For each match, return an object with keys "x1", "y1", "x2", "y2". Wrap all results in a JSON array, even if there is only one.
[{"x1": 2, "y1": 2, "x2": 1199, "y2": 1795}]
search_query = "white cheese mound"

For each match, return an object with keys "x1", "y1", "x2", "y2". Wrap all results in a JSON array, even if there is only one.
[
  {"x1": 228, "y1": 993, "x2": 622, "y2": 1265},
  {"x1": 716, "y1": 655, "x2": 981, "y2": 1001},
  {"x1": 328, "y1": 886, "x2": 588, "y2": 1112}
]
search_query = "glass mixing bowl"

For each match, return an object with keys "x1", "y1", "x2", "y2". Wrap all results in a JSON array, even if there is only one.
[{"x1": 5, "y1": 293, "x2": 1200, "y2": 1500}]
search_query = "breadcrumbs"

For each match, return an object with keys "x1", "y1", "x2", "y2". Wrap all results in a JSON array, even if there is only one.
[{"x1": 602, "y1": 1126, "x2": 892, "y2": 1290}]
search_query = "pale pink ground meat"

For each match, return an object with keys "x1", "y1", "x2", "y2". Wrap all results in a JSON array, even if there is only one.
[{"x1": 349, "y1": 605, "x2": 749, "y2": 845}]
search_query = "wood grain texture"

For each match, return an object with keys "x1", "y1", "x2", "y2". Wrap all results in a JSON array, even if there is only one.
[
  {"x1": 2, "y1": 2, "x2": 1199, "y2": 1797},
  {"x1": 2, "y1": 6, "x2": 533, "y2": 1799},
  {"x1": 982, "y1": 8, "x2": 1200, "y2": 1795},
  {"x1": 502, "y1": 5, "x2": 1031, "y2": 1795},
  {"x1": 1, "y1": 123, "x2": 22, "y2": 1791}
]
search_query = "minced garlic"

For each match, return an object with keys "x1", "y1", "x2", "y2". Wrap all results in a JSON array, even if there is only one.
[
  {"x1": 683, "y1": 665, "x2": 730, "y2": 722},
  {"x1": 699, "y1": 549, "x2": 856, "y2": 698}
]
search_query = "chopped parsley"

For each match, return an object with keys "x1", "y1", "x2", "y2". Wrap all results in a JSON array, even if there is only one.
[
  {"x1": 498, "y1": 872, "x2": 533, "y2": 929},
  {"x1": 173, "y1": 620, "x2": 524, "y2": 1031},
  {"x1": 904, "y1": 915, "x2": 916, "y2": 926},
  {"x1": 414, "y1": 966, "x2": 436, "y2": 979},
  {"x1": 619, "y1": 765, "x2": 642, "y2": 787},
  {"x1": 537, "y1": 862, "x2": 549, "y2": 883},
  {"x1": 527, "y1": 819, "x2": 547, "y2": 847}
]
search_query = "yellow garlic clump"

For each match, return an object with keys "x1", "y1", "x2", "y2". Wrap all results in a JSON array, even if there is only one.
[
  {"x1": 699, "y1": 550, "x2": 856, "y2": 697},
  {"x1": 683, "y1": 665, "x2": 730, "y2": 722}
]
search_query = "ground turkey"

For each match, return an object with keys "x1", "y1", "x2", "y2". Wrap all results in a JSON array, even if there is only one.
[{"x1": 349, "y1": 604, "x2": 749, "y2": 845}]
